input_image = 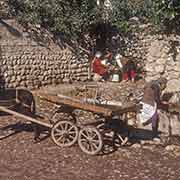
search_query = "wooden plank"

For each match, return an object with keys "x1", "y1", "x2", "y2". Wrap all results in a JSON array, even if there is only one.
[
  {"x1": 84, "y1": 98, "x2": 140, "y2": 114},
  {"x1": 111, "y1": 104, "x2": 141, "y2": 115},
  {"x1": 37, "y1": 92, "x2": 112, "y2": 117},
  {"x1": 0, "y1": 105, "x2": 52, "y2": 128}
]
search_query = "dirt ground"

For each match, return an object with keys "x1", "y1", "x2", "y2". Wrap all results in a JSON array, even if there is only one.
[
  {"x1": 0, "y1": 115, "x2": 180, "y2": 180},
  {"x1": 0, "y1": 82, "x2": 180, "y2": 180}
]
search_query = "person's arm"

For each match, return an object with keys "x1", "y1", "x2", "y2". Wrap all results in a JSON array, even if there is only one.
[
  {"x1": 100, "y1": 61, "x2": 108, "y2": 68},
  {"x1": 91, "y1": 58, "x2": 95, "y2": 70},
  {"x1": 104, "y1": 52, "x2": 112, "y2": 60},
  {"x1": 157, "y1": 89, "x2": 169, "y2": 111},
  {"x1": 159, "y1": 100, "x2": 169, "y2": 111}
]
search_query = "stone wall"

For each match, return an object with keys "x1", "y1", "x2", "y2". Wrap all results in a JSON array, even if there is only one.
[
  {"x1": 145, "y1": 36, "x2": 180, "y2": 92},
  {"x1": 122, "y1": 21, "x2": 180, "y2": 93},
  {"x1": 0, "y1": 0, "x2": 9, "y2": 18},
  {"x1": 144, "y1": 35, "x2": 180, "y2": 135},
  {"x1": 119, "y1": 21, "x2": 180, "y2": 135},
  {"x1": 0, "y1": 20, "x2": 89, "y2": 89}
]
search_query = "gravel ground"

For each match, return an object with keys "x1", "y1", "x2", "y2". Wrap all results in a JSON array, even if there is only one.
[
  {"x1": 0, "y1": 115, "x2": 180, "y2": 180},
  {"x1": 0, "y1": 82, "x2": 180, "y2": 180}
]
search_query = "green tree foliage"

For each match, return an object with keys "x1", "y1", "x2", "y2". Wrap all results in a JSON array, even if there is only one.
[
  {"x1": 7, "y1": 0, "x2": 180, "y2": 39},
  {"x1": 8, "y1": 0, "x2": 99, "y2": 38},
  {"x1": 109, "y1": 0, "x2": 180, "y2": 33},
  {"x1": 150, "y1": 0, "x2": 180, "y2": 33}
]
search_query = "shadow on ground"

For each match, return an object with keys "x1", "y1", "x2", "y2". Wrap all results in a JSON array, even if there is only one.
[{"x1": 0, "y1": 120, "x2": 50, "y2": 142}]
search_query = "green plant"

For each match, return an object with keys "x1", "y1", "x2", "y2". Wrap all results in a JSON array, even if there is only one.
[
  {"x1": 150, "y1": 0, "x2": 180, "y2": 32},
  {"x1": 7, "y1": 0, "x2": 180, "y2": 44},
  {"x1": 8, "y1": 0, "x2": 99, "y2": 38}
]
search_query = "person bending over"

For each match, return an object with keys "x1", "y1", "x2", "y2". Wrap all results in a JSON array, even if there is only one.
[{"x1": 137, "y1": 77, "x2": 168, "y2": 138}]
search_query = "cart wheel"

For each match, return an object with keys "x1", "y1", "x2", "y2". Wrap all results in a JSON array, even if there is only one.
[
  {"x1": 78, "y1": 126, "x2": 103, "y2": 155},
  {"x1": 113, "y1": 133, "x2": 129, "y2": 147},
  {"x1": 97, "y1": 122, "x2": 128, "y2": 147},
  {"x1": 51, "y1": 120, "x2": 78, "y2": 147},
  {"x1": 97, "y1": 122, "x2": 115, "y2": 137}
]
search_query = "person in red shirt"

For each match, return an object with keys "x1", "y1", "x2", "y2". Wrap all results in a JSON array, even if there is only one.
[
  {"x1": 92, "y1": 51, "x2": 109, "y2": 81},
  {"x1": 121, "y1": 56, "x2": 136, "y2": 82}
]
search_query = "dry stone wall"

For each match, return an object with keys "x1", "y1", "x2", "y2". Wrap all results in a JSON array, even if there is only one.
[
  {"x1": 143, "y1": 36, "x2": 180, "y2": 135},
  {"x1": 0, "y1": 20, "x2": 89, "y2": 89},
  {"x1": 145, "y1": 36, "x2": 180, "y2": 135},
  {"x1": 121, "y1": 21, "x2": 180, "y2": 96},
  {"x1": 118, "y1": 21, "x2": 180, "y2": 135},
  {"x1": 0, "y1": 0, "x2": 9, "y2": 18},
  {"x1": 145, "y1": 36, "x2": 180, "y2": 92}
]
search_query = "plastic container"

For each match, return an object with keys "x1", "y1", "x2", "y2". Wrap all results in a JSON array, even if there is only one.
[{"x1": 111, "y1": 73, "x2": 120, "y2": 82}]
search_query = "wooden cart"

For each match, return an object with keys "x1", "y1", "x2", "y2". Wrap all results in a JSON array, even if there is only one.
[
  {"x1": 37, "y1": 90, "x2": 140, "y2": 155},
  {"x1": 0, "y1": 88, "x2": 140, "y2": 155}
]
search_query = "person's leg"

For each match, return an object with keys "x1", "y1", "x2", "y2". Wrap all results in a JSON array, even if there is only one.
[
  {"x1": 151, "y1": 111, "x2": 159, "y2": 138},
  {"x1": 130, "y1": 70, "x2": 136, "y2": 82},
  {"x1": 93, "y1": 73, "x2": 102, "y2": 81},
  {"x1": 102, "y1": 71, "x2": 109, "y2": 81},
  {"x1": 122, "y1": 72, "x2": 129, "y2": 81}
]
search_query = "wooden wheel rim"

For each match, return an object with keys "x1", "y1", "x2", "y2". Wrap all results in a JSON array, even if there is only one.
[
  {"x1": 78, "y1": 127, "x2": 103, "y2": 155},
  {"x1": 51, "y1": 120, "x2": 78, "y2": 147}
]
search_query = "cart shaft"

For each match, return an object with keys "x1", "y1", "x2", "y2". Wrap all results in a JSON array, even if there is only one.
[{"x1": 0, "y1": 105, "x2": 52, "y2": 128}]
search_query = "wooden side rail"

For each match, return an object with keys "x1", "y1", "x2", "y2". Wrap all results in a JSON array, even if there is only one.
[{"x1": 37, "y1": 92, "x2": 112, "y2": 117}]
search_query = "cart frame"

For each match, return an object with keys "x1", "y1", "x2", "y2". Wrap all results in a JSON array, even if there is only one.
[{"x1": 0, "y1": 88, "x2": 140, "y2": 155}]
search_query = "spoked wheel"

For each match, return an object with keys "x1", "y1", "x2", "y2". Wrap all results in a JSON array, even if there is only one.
[
  {"x1": 51, "y1": 120, "x2": 78, "y2": 147},
  {"x1": 113, "y1": 133, "x2": 129, "y2": 147},
  {"x1": 96, "y1": 122, "x2": 113, "y2": 135},
  {"x1": 96, "y1": 122, "x2": 116, "y2": 154},
  {"x1": 78, "y1": 126, "x2": 103, "y2": 155},
  {"x1": 97, "y1": 122, "x2": 128, "y2": 147}
]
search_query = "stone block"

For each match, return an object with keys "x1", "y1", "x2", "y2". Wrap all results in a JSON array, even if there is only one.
[
  {"x1": 7, "y1": 70, "x2": 14, "y2": 76},
  {"x1": 71, "y1": 64, "x2": 78, "y2": 69},
  {"x1": 167, "y1": 72, "x2": 180, "y2": 79},
  {"x1": 81, "y1": 67, "x2": 88, "y2": 72},
  {"x1": 154, "y1": 64, "x2": 165, "y2": 73},
  {"x1": 5, "y1": 77, "x2": 11, "y2": 83},
  {"x1": 11, "y1": 76, "x2": 16, "y2": 82},
  {"x1": 19, "y1": 81, "x2": 26, "y2": 87},
  {"x1": 80, "y1": 77, "x2": 88, "y2": 81},
  {"x1": 166, "y1": 79, "x2": 180, "y2": 92},
  {"x1": 158, "y1": 111, "x2": 180, "y2": 135},
  {"x1": 145, "y1": 63, "x2": 154, "y2": 72}
]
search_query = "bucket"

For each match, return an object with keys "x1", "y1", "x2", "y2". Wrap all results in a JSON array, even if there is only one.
[{"x1": 111, "y1": 73, "x2": 120, "y2": 82}]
